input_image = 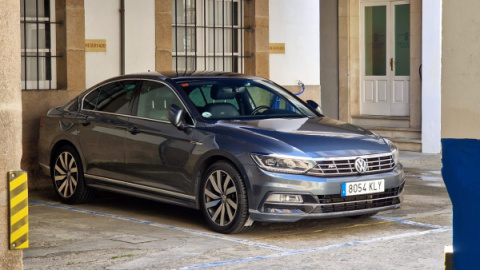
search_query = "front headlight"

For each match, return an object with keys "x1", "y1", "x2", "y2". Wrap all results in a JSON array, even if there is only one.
[
  {"x1": 384, "y1": 138, "x2": 399, "y2": 165},
  {"x1": 251, "y1": 154, "x2": 316, "y2": 174}
]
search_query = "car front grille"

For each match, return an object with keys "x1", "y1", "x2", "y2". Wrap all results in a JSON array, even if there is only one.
[
  {"x1": 313, "y1": 183, "x2": 404, "y2": 213},
  {"x1": 307, "y1": 153, "x2": 395, "y2": 177}
]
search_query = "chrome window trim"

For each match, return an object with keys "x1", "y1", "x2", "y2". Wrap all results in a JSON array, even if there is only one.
[
  {"x1": 85, "y1": 174, "x2": 196, "y2": 201},
  {"x1": 80, "y1": 109, "x2": 131, "y2": 118},
  {"x1": 79, "y1": 78, "x2": 197, "y2": 126}
]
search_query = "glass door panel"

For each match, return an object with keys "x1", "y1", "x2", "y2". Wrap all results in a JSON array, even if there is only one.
[
  {"x1": 365, "y1": 6, "x2": 387, "y2": 76},
  {"x1": 394, "y1": 4, "x2": 410, "y2": 76}
]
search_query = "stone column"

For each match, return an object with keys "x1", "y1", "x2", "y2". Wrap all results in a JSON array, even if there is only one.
[
  {"x1": 155, "y1": 0, "x2": 173, "y2": 71},
  {"x1": 244, "y1": 0, "x2": 269, "y2": 78},
  {"x1": 56, "y1": 0, "x2": 86, "y2": 91},
  {"x1": 409, "y1": 0, "x2": 422, "y2": 128},
  {"x1": 0, "y1": 0, "x2": 24, "y2": 269}
]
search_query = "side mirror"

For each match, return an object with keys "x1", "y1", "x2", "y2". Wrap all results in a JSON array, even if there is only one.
[
  {"x1": 306, "y1": 100, "x2": 324, "y2": 115},
  {"x1": 167, "y1": 104, "x2": 186, "y2": 130}
]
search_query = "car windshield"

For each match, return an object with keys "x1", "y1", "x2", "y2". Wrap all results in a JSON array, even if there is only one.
[{"x1": 176, "y1": 78, "x2": 319, "y2": 120}]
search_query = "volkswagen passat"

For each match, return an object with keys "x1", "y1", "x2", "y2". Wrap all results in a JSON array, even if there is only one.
[{"x1": 38, "y1": 72, "x2": 404, "y2": 234}]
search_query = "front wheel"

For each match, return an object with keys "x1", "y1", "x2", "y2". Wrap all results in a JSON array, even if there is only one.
[
  {"x1": 200, "y1": 161, "x2": 253, "y2": 234},
  {"x1": 51, "y1": 145, "x2": 94, "y2": 204}
]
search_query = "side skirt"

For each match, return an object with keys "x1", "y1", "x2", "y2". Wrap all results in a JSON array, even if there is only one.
[{"x1": 84, "y1": 174, "x2": 199, "y2": 210}]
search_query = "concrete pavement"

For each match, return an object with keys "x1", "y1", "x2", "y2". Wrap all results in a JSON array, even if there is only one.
[{"x1": 24, "y1": 151, "x2": 451, "y2": 269}]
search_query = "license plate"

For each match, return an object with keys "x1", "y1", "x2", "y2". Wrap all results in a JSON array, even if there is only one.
[{"x1": 341, "y1": 179, "x2": 385, "y2": 197}]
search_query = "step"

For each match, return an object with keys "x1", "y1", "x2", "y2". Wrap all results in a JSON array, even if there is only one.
[
  {"x1": 386, "y1": 137, "x2": 422, "y2": 152},
  {"x1": 351, "y1": 115, "x2": 410, "y2": 128},
  {"x1": 362, "y1": 126, "x2": 421, "y2": 140}
]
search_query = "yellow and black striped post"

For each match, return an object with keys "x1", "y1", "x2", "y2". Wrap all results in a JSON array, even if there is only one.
[{"x1": 8, "y1": 171, "x2": 28, "y2": 250}]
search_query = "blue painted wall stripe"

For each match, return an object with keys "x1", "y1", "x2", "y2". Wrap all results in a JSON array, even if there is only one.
[{"x1": 442, "y1": 138, "x2": 480, "y2": 270}]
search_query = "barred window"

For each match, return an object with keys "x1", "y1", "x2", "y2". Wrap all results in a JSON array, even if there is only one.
[
  {"x1": 21, "y1": 0, "x2": 57, "y2": 90},
  {"x1": 172, "y1": 0, "x2": 245, "y2": 73}
]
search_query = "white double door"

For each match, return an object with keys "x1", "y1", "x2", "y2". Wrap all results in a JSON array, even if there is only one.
[{"x1": 360, "y1": 0, "x2": 410, "y2": 116}]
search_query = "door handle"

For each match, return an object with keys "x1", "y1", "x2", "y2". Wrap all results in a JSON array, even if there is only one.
[
  {"x1": 390, "y1": 58, "x2": 394, "y2": 72},
  {"x1": 127, "y1": 126, "x2": 140, "y2": 135}
]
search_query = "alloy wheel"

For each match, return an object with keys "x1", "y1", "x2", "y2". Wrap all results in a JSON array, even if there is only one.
[
  {"x1": 54, "y1": 151, "x2": 79, "y2": 198},
  {"x1": 203, "y1": 170, "x2": 238, "y2": 227}
]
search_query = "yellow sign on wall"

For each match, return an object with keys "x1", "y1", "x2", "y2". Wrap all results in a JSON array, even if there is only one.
[
  {"x1": 269, "y1": 43, "x2": 285, "y2": 54},
  {"x1": 85, "y1": 39, "x2": 107, "y2": 52}
]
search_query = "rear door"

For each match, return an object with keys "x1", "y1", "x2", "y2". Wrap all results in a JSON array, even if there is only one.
[
  {"x1": 124, "y1": 80, "x2": 196, "y2": 196},
  {"x1": 76, "y1": 80, "x2": 139, "y2": 180}
]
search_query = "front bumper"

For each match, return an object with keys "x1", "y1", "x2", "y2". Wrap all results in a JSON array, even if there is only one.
[{"x1": 246, "y1": 163, "x2": 404, "y2": 222}]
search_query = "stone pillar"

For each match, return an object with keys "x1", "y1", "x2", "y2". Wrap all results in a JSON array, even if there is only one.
[
  {"x1": 338, "y1": 0, "x2": 353, "y2": 123},
  {"x1": 156, "y1": 0, "x2": 173, "y2": 71},
  {"x1": 0, "y1": 0, "x2": 24, "y2": 269},
  {"x1": 409, "y1": 0, "x2": 422, "y2": 128},
  {"x1": 320, "y1": 0, "x2": 339, "y2": 119},
  {"x1": 244, "y1": 0, "x2": 269, "y2": 78},
  {"x1": 56, "y1": 0, "x2": 86, "y2": 91}
]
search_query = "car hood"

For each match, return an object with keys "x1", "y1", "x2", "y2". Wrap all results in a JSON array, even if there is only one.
[{"x1": 211, "y1": 117, "x2": 390, "y2": 158}]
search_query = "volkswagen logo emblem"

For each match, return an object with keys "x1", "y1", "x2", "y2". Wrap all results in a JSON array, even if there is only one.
[{"x1": 355, "y1": 158, "x2": 368, "y2": 173}]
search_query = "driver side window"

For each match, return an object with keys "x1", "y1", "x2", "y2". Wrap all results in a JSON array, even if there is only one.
[{"x1": 136, "y1": 81, "x2": 184, "y2": 121}]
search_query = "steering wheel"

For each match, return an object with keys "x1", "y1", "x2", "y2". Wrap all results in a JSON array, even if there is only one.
[{"x1": 251, "y1": 105, "x2": 271, "y2": 115}]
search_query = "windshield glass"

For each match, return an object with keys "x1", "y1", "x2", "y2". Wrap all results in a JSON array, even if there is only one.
[{"x1": 176, "y1": 78, "x2": 319, "y2": 120}]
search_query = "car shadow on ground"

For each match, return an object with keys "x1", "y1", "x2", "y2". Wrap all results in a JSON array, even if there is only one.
[{"x1": 31, "y1": 189, "x2": 398, "y2": 239}]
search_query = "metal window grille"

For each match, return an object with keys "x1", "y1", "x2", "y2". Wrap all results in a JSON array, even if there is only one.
[
  {"x1": 172, "y1": 0, "x2": 245, "y2": 73},
  {"x1": 21, "y1": 0, "x2": 58, "y2": 90}
]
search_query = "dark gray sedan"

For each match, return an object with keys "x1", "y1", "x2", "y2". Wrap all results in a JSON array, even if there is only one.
[{"x1": 38, "y1": 72, "x2": 404, "y2": 234}]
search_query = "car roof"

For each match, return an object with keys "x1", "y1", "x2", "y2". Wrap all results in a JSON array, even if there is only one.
[{"x1": 98, "y1": 71, "x2": 262, "y2": 85}]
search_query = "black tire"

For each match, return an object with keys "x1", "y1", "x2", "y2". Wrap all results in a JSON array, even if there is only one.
[
  {"x1": 51, "y1": 145, "x2": 94, "y2": 204},
  {"x1": 200, "y1": 161, "x2": 253, "y2": 234}
]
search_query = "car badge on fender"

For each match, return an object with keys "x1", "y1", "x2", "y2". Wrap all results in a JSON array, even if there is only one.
[{"x1": 355, "y1": 158, "x2": 369, "y2": 173}]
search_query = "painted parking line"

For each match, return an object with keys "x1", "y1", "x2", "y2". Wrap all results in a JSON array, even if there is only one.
[
  {"x1": 29, "y1": 200, "x2": 291, "y2": 252},
  {"x1": 372, "y1": 215, "x2": 451, "y2": 230},
  {"x1": 179, "y1": 227, "x2": 452, "y2": 269}
]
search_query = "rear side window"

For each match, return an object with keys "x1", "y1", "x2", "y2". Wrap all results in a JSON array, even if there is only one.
[
  {"x1": 83, "y1": 88, "x2": 101, "y2": 110},
  {"x1": 82, "y1": 80, "x2": 138, "y2": 114}
]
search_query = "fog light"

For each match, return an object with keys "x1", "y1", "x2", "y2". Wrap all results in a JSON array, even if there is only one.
[{"x1": 266, "y1": 194, "x2": 303, "y2": 203}]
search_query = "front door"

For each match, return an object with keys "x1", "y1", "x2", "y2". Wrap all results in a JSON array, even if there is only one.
[
  {"x1": 360, "y1": 1, "x2": 410, "y2": 116},
  {"x1": 124, "y1": 80, "x2": 195, "y2": 196}
]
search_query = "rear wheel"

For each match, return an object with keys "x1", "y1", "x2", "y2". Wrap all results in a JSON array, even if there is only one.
[
  {"x1": 200, "y1": 161, "x2": 253, "y2": 234},
  {"x1": 52, "y1": 145, "x2": 94, "y2": 204}
]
